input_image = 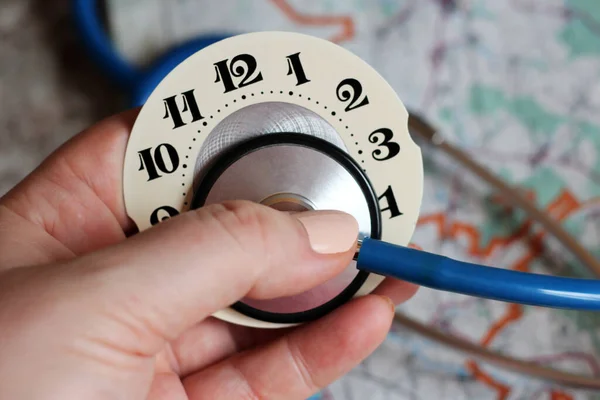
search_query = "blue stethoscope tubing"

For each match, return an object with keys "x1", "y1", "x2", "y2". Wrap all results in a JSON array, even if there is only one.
[
  {"x1": 356, "y1": 238, "x2": 600, "y2": 311},
  {"x1": 71, "y1": 0, "x2": 600, "y2": 313},
  {"x1": 71, "y1": 0, "x2": 232, "y2": 107}
]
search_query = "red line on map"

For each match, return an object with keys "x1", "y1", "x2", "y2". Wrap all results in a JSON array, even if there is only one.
[{"x1": 269, "y1": 0, "x2": 355, "y2": 43}]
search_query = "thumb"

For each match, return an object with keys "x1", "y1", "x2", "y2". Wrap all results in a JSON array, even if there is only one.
[
  {"x1": 0, "y1": 201, "x2": 359, "y2": 399},
  {"x1": 1, "y1": 199, "x2": 359, "y2": 352},
  {"x1": 80, "y1": 200, "x2": 359, "y2": 340}
]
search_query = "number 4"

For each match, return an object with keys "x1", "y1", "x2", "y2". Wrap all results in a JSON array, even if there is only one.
[{"x1": 378, "y1": 186, "x2": 403, "y2": 219}]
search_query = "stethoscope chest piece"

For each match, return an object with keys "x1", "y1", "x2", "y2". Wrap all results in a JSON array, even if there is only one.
[{"x1": 123, "y1": 31, "x2": 424, "y2": 328}]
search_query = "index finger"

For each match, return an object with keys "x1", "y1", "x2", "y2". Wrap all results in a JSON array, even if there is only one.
[{"x1": 1, "y1": 108, "x2": 140, "y2": 255}]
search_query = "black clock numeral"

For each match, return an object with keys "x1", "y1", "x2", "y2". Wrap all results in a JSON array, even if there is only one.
[
  {"x1": 336, "y1": 78, "x2": 369, "y2": 112},
  {"x1": 214, "y1": 54, "x2": 263, "y2": 93},
  {"x1": 378, "y1": 186, "x2": 403, "y2": 219},
  {"x1": 150, "y1": 205, "x2": 179, "y2": 226},
  {"x1": 286, "y1": 52, "x2": 310, "y2": 86},
  {"x1": 138, "y1": 143, "x2": 180, "y2": 181},
  {"x1": 368, "y1": 128, "x2": 400, "y2": 161},
  {"x1": 163, "y1": 89, "x2": 204, "y2": 129}
]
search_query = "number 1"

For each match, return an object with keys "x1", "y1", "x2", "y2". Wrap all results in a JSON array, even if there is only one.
[{"x1": 286, "y1": 52, "x2": 310, "y2": 86}]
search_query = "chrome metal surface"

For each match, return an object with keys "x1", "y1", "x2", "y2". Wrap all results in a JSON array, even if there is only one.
[
  {"x1": 194, "y1": 102, "x2": 346, "y2": 186},
  {"x1": 260, "y1": 192, "x2": 317, "y2": 212},
  {"x1": 192, "y1": 101, "x2": 371, "y2": 314},
  {"x1": 202, "y1": 144, "x2": 372, "y2": 240}
]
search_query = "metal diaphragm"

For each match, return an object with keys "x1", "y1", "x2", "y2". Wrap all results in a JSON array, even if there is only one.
[{"x1": 190, "y1": 103, "x2": 381, "y2": 324}]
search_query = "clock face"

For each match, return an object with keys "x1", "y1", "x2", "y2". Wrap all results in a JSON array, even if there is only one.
[{"x1": 123, "y1": 31, "x2": 424, "y2": 328}]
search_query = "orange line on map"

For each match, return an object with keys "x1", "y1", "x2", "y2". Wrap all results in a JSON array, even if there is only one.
[
  {"x1": 269, "y1": 0, "x2": 355, "y2": 43},
  {"x1": 481, "y1": 303, "x2": 524, "y2": 347},
  {"x1": 550, "y1": 390, "x2": 574, "y2": 400},
  {"x1": 418, "y1": 211, "x2": 535, "y2": 258},
  {"x1": 417, "y1": 189, "x2": 584, "y2": 399},
  {"x1": 417, "y1": 190, "x2": 582, "y2": 259},
  {"x1": 466, "y1": 360, "x2": 511, "y2": 400}
]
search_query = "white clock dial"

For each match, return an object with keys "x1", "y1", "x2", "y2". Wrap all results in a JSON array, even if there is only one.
[{"x1": 123, "y1": 31, "x2": 423, "y2": 328}]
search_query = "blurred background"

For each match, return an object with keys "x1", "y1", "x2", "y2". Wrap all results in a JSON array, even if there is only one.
[{"x1": 1, "y1": 0, "x2": 599, "y2": 399}]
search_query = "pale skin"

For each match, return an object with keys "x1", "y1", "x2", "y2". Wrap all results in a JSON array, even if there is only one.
[{"x1": 0, "y1": 109, "x2": 418, "y2": 399}]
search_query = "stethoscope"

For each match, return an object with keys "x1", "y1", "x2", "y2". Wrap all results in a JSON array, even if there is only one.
[
  {"x1": 72, "y1": 0, "x2": 600, "y2": 390},
  {"x1": 71, "y1": 0, "x2": 231, "y2": 107}
]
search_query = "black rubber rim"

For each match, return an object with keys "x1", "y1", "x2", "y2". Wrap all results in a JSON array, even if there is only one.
[{"x1": 190, "y1": 132, "x2": 382, "y2": 324}]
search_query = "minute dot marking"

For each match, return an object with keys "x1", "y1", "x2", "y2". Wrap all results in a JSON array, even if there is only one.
[
  {"x1": 180, "y1": 92, "x2": 358, "y2": 196},
  {"x1": 287, "y1": 93, "x2": 353, "y2": 159}
]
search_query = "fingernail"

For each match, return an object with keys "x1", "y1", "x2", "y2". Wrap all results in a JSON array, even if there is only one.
[
  {"x1": 379, "y1": 295, "x2": 396, "y2": 312},
  {"x1": 296, "y1": 210, "x2": 358, "y2": 254}
]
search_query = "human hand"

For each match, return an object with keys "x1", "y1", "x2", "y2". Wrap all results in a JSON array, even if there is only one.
[{"x1": 0, "y1": 109, "x2": 418, "y2": 399}]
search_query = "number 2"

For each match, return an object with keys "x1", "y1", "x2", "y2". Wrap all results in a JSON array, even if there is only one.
[{"x1": 336, "y1": 78, "x2": 369, "y2": 112}]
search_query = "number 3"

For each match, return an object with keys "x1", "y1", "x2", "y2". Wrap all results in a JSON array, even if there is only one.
[{"x1": 368, "y1": 128, "x2": 400, "y2": 161}]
